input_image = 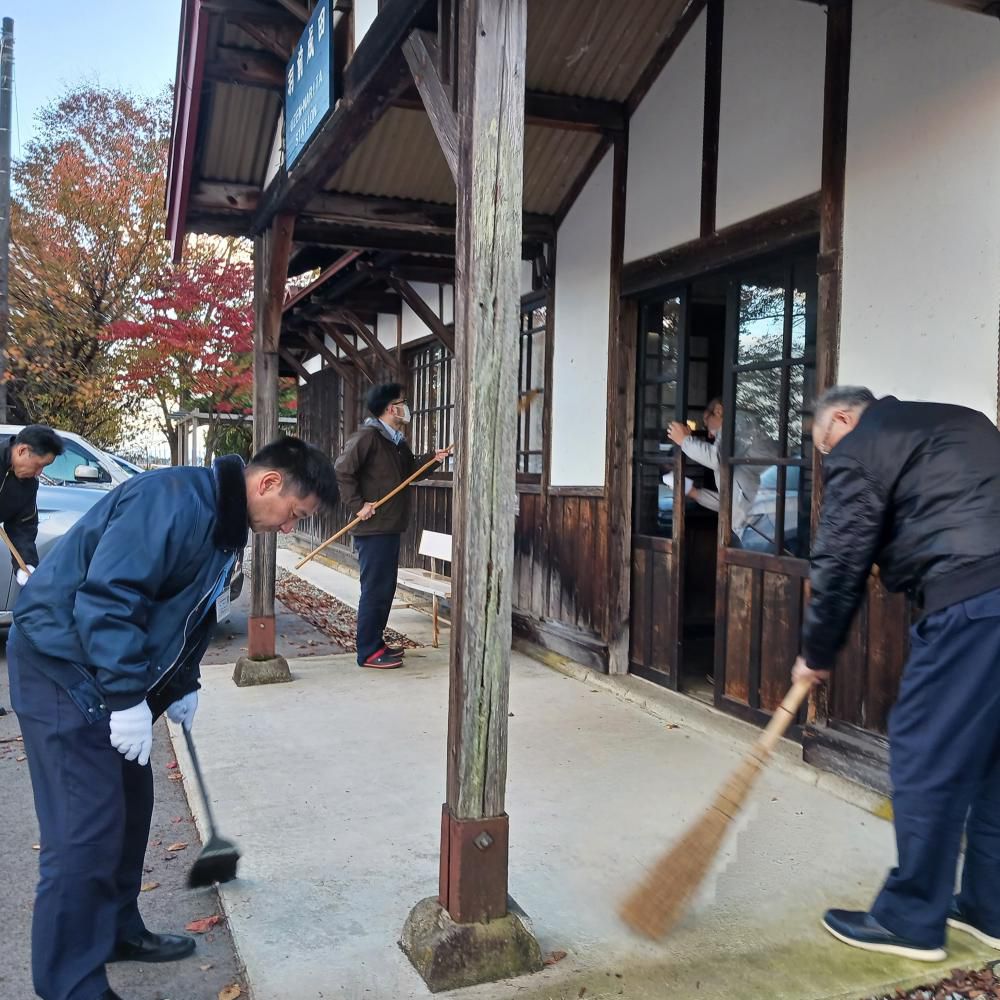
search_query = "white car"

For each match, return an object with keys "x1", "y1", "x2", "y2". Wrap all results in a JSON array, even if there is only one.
[{"x1": 0, "y1": 424, "x2": 130, "y2": 490}]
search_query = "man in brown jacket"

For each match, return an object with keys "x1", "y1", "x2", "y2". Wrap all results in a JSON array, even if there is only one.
[{"x1": 335, "y1": 382, "x2": 450, "y2": 668}]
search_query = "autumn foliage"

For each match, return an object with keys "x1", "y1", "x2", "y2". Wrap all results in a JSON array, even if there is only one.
[{"x1": 107, "y1": 242, "x2": 256, "y2": 465}]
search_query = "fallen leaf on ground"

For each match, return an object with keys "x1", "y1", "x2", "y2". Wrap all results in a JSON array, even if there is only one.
[
  {"x1": 186, "y1": 915, "x2": 223, "y2": 934},
  {"x1": 169, "y1": 774, "x2": 183, "y2": 782},
  {"x1": 164, "y1": 854, "x2": 176, "y2": 861},
  {"x1": 200, "y1": 963, "x2": 214, "y2": 972},
  {"x1": 32, "y1": 844, "x2": 39, "y2": 851},
  {"x1": 140, "y1": 882, "x2": 160, "y2": 892},
  {"x1": 166, "y1": 760, "x2": 178, "y2": 770},
  {"x1": 544, "y1": 951, "x2": 568, "y2": 966},
  {"x1": 167, "y1": 842, "x2": 188, "y2": 852},
  {"x1": 172, "y1": 816, "x2": 185, "y2": 823},
  {"x1": 15, "y1": 754, "x2": 26, "y2": 762},
  {"x1": 218, "y1": 985, "x2": 242, "y2": 1000}
]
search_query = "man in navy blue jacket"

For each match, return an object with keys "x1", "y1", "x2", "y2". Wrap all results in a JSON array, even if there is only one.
[{"x1": 7, "y1": 437, "x2": 338, "y2": 1000}]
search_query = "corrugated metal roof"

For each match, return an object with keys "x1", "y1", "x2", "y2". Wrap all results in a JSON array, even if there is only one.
[
  {"x1": 178, "y1": 0, "x2": 693, "y2": 231},
  {"x1": 526, "y1": 0, "x2": 691, "y2": 100},
  {"x1": 326, "y1": 108, "x2": 455, "y2": 203},
  {"x1": 324, "y1": 110, "x2": 601, "y2": 216}
]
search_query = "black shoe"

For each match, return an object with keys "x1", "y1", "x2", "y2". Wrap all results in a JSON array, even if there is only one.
[
  {"x1": 384, "y1": 644, "x2": 406, "y2": 658},
  {"x1": 948, "y1": 897, "x2": 1000, "y2": 949},
  {"x1": 0, "y1": 705, "x2": 6, "y2": 716},
  {"x1": 109, "y1": 929, "x2": 196, "y2": 964},
  {"x1": 821, "y1": 909, "x2": 946, "y2": 962}
]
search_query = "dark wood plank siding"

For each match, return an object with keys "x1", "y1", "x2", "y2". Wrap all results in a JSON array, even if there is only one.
[{"x1": 717, "y1": 551, "x2": 909, "y2": 735}]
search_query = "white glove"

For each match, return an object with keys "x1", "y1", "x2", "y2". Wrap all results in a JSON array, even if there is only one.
[
  {"x1": 166, "y1": 691, "x2": 198, "y2": 732},
  {"x1": 109, "y1": 701, "x2": 153, "y2": 766},
  {"x1": 684, "y1": 477, "x2": 694, "y2": 495},
  {"x1": 16, "y1": 565, "x2": 35, "y2": 587}
]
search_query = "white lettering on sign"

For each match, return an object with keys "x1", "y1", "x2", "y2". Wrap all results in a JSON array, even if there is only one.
[
  {"x1": 297, "y1": 44, "x2": 304, "y2": 81},
  {"x1": 318, "y1": 5, "x2": 326, "y2": 41},
  {"x1": 287, "y1": 65, "x2": 295, "y2": 97},
  {"x1": 307, "y1": 23, "x2": 315, "y2": 59}
]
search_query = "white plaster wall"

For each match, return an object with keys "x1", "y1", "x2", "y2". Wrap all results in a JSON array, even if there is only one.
[
  {"x1": 838, "y1": 0, "x2": 1000, "y2": 419},
  {"x1": 304, "y1": 354, "x2": 322, "y2": 375},
  {"x1": 624, "y1": 11, "x2": 705, "y2": 263},
  {"x1": 521, "y1": 261, "x2": 534, "y2": 296},
  {"x1": 715, "y1": 0, "x2": 825, "y2": 229},
  {"x1": 354, "y1": 0, "x2": 379, "y2": 48},
  {"x1": 550, "y1": 152, "x2": 613, "y2": 486}
]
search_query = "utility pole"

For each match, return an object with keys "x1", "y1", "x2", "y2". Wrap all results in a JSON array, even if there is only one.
[{"x1": 0, "y1": 17, "x2": 13, "y2": 424}]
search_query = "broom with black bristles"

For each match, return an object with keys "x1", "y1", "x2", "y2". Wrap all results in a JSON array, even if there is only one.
[{"x1": 619, "y1": 676, "x2": 813, "y2": 940}]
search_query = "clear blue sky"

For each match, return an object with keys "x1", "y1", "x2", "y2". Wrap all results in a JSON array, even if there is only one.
[{"x1": 6, "y1": 0, "x2": 182, "y2": 155}]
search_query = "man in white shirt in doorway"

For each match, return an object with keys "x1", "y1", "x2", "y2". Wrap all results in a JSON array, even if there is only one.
[{"x1": 667, "y1": 397, "x2": 778, "y2": 546}]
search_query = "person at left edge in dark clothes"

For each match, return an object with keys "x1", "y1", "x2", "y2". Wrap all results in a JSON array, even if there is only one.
[
  {"x1": 335, "y1": 382, "x2": 451, "y2": 669},
  {"x1": 7, "y1": 437, "x2": 339, "y2": 1000},
  {"x1": 0, "y1": 425, "x2": 64, "y2": 717},
  {"x1": 793, "y1": 386, "x2": 1000, "y2": 963}
]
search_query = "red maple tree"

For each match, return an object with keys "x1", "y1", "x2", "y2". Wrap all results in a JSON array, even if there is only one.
[{"x1": 107, "y1": 240, "x2": 255, "y2": 466}]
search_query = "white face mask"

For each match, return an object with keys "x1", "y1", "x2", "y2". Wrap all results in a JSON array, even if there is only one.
[{"x1": 398, "y1": 403, "x2": 412, "y2": 424}]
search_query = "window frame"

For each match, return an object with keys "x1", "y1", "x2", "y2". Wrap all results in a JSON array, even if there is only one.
[{"x1": 517, "y1": 292, "x2": 548, "y2": 483}]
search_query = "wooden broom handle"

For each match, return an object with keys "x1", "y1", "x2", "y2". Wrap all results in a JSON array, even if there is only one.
[
  {"x1": 295, "y1": 446, "x2": 454, "y2": 569},
  {"x1": 754, "y1": 677, "x2": 814, "y2": 756},
  {"x1": 0, "y1": 525, "x2": 29, "y2": 573}
]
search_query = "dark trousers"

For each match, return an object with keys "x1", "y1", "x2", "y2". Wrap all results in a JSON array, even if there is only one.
[
  {"x1": 355, "y1": 533, "x2": 401, "y2": 664},
  {"x1": 7, "y1": 626, "x2": 152, "y2": 1000},
  {"x1": 869, "y1": 586, "x2": 1000, "y2": 948}
]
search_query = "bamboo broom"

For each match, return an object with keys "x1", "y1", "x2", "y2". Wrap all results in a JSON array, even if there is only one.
[
  {"x1": 295, "y1": 446, "x2": 454, "y2": 569},
  {"x1": 619, "y1": 676, "x2": 813, "y2": 940}
]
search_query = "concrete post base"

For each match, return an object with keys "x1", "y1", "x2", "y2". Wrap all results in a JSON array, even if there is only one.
[
  {"x1": 232, "y1": 655, "x2": 292, "y2": 687},
  {"x1": 400, "y1": 896, "x2": 543, "y2": 994}
]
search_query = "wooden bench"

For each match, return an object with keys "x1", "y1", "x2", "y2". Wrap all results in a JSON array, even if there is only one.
[{"x1": 395, "y1": 530, "x2": 452, "y2": 647}]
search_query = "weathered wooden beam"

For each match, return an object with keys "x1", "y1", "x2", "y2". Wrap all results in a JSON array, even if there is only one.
[
  {"x1": 293, "y1": 222, "x2": 456, "y2": 255},
  {"x1": 229, "y1": 16, "x2": 298, "y2": 60},
  {"x1": 440, "y1": 0, "x2": 526, "y2": 924},
  {"x1": 386, "y1": 276, "x2": 455, "y2": 353},
  {"x1": 300, "y1": 327, "x2": 357, "y2": 382},
  {"x1": 337, "y1": 309, "x2": 401, "y2": 376},
  {"x1": 321, "y1": 322, "x2": 377, "y2": 382},
  {"x1": 279, "y1": 346, "x2": 314, "y2": 382},
  {"x1": 701, "y1": 0, "x2": 724, "y2": 237},
  {"x1": 621, "y1": 194, "x2": 821, "y2": 297},
  {"x1": 275, "y1": 0, "x2": 310, "y2": 22},
  {"x1": 204, "y1": 45, "x2": 286, "y2": 91},
  {"x1": 396, "y1": 89, "x2": 626, "y2": 133},
  {"x1": 283, "y1": 250, "x2": 363, "y2": 313},
  {"x1": 192, "y1": 183, "x2": 554, "y2": 241},
  {"x1": 402, "y1": 29, "x2": 459, "y2": 181},
  {"x1": 252, "y1": 0, "x2": 432, "y2": 230}
]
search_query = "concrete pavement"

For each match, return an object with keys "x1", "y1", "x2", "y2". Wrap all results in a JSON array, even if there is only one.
[{"x1": 166, "y1": 552, "x2": 997, "y2": 1000}]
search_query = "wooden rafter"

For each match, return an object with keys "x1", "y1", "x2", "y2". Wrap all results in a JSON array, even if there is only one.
[
  {"x1": 229, "y1": 16, "x2": 298, "y2": 61},
  {"x1": 275, "y1": 0, "x2": 310, "y2": 23},
  {"x1": 279, "y1": 346, "x2": 313, "y2": 382},
  {"x1": 300, "y1": 328, "x2": 357, "y2": 382},
  {"x1": 337, "y1": 309, "x2": 400, "y2": 376},
  {"x1": 204, "y1": 46, "x2": 286, "y2": 91},
  {"x1": 402, "y1": 30, "x2": 458, "y2": 181},
  {"x1": 387, "y1": 276, "x2": 455, "y2": 353},
  {"x1": 283, "y1": 250, "x2": 363, "y2": 313},
  {"x1": 321, "y1": 323, "x2": 377, "y2": 382}
]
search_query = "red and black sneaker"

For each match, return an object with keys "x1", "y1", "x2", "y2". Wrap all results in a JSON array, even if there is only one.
[
  {"x1": 360, "y1": 647, "x2": 404, "y2": 669},
  {"x1": 384, "y1": 644, "x2": 406, "y2": 658}
]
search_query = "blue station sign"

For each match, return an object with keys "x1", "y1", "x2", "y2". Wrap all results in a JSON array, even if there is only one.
[{"x1": 284, "y1": 0, "x2": 335, "y2": 168}]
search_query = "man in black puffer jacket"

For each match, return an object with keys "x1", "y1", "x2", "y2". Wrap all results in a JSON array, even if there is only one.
[{"x1": 794, "y1": 386, "x2": 1000, "y2": 963}]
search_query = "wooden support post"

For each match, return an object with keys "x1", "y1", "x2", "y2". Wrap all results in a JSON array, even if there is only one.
[
  {"x1": 236, "y1": 213, "x2": 295, "y2": 686},
  {"x1": 440, "y1": 0, "x2": 525, "y2": 924},
  {"x1": 402, "y1": 4, "x2": 541, "y2": 988},
  {"x1": 403, "y1": 29, "x2": 459, "y2": 182},
  {"x1": 605, "y1": 135, "x2": 634, "y2": 676},
  {"x1": 809, "y1": 0, "x2": 852, "y2": 727}
]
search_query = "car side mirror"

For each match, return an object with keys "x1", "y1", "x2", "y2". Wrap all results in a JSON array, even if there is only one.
[{"x1": 73, "y1": 464, "x2": 101, "y2": 482}]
